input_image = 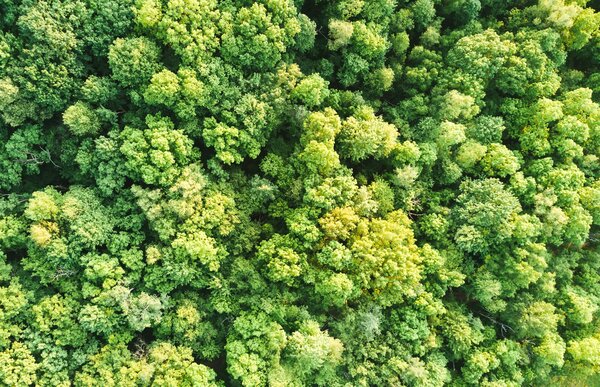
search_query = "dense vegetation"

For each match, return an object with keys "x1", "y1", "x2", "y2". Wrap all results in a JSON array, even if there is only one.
[{"x1": 0, "y1": 0, "x2": 599, "y2": 385}]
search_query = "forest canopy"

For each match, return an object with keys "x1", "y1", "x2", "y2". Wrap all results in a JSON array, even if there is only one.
[{"x1": 0, "y1": 0, "x2": 599, "y2": 385}]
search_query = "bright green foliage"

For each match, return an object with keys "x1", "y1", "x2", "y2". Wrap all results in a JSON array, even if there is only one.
[
  {"x1": 346, "y1": 210, "x2": 425, "y2": 306},
  {"x1": 221, "y1": 2, "x2": 301, "y2": 72},
  {"x1": 0, "y1": 342, "x2": 39, "y2": 386},
  {"x1": 292, "y1": 74, "x2": 329, "y2": 107},
  {"x1": 23, "y1": 187, "x2": 115, "y2": 291},
  {"x1": 75, "y1": 342, "x2": 221, "y2": 386},
  {"x1": 121, "y1": 292, "x2": 163, "y2": 331},
  {"x1": 155, "y1": 296, "x2": 220, "y2": 360},
  {"x1": 63, "y1": 102, "x2": 101, "y2": 136},
  {"x1": 143, "y1": 69, "x2": 180, "y2": 107},
  {"x1": 120, "y1": 114, "x2": 197, "y2": 186},
  {"x1": 226, "y1": 313, "x2": 343, "y2": 387},
  {"x1": 468, "y1": 115, "x2": 505, "y2": 144},
  {"x1": 1, "y1": 0, "x2": 600, "y2": 385},
  {"x1": 0, "y1": 0, "x2": 132, "y2": 126},
  {"x1": 480, "y1": 143, "x2": 521, "y2": 177},
  {"x1": 453, "y1": 179, "x2": 522, "y2": 254},
  {"x1": 108, "y1": 37, "x2": 161, "y2": 88},
  {"x1": 338, "y1": 106, "x2": 399, "y2": 161},
  {"x1": 279, "y1": 320, "x2": 343, "y2": 385},
  {"x1": 225, "y1": 312, "x2": 287, "y2": 386}
]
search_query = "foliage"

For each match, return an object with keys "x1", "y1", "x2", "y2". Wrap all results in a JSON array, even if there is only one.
[{"x1": 0, "y1": 0, "x2": 599, "y2": 385}]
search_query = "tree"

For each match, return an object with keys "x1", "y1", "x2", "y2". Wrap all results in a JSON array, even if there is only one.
[
  {"x1": 76, "y1": 342, "x2": 221, "y2": 386},
  {"x1": 63, "y1": 102, "x2": 101, "y2": 136},
  {"x1": 108, "y1": 37, "x2": 161, "y2": 88},
  {"x1": 279, "y1": 320, "x2": 343, "y2": 385},
  {"x1": 337, "y1": 106, "x2": 399, "y2": 161},
  {"x1": 225, "y1": 312, "x2": 287, "y2": 387},
  {"x1": 1, "y1": 0, "x2": 600, "y2": 385},
  {"x1": 220, "y1": 2, "x2": 301, "y2": 72},
  {"x1": 452, "y1": 178, "x2": 522, "y2": 254},
  {"x1": 119, "y1": 114, "x2": 197, "y2": 186},
  {"x1": 0, "y1": 342, "x2": 39, "y2": 386},
  {"x1": 291, "y1": 74, "x2": 329, "y2": 108}
]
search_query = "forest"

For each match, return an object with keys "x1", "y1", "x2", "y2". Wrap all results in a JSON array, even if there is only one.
[{"x1": 0, "y1": 0, "x2": 599, "y2": 385}]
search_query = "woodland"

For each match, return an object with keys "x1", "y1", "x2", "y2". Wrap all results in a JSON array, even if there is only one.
[{"x1": 0, "y1": 0, "x2": 599, "y2": 385}]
